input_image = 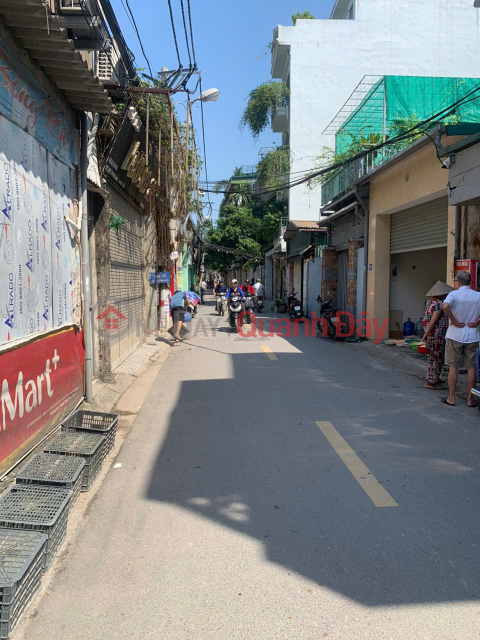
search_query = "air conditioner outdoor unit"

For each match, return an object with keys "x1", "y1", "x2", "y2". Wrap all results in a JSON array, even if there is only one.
[
  {"x1": 97, "y1": 46, "x2": 121, "y2": 83},
  {"x1": 59, "y1": 0, "x2": 91, "y2": 15}
]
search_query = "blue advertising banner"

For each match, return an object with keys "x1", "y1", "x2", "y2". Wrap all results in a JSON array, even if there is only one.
[{"x1": 0, "y1": 39, "x2": 75, "y2": 167}]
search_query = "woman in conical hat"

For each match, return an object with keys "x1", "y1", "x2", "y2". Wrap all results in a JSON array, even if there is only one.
[{"x1": 422, "y1": 281, "x2": 454, "y2": 389}]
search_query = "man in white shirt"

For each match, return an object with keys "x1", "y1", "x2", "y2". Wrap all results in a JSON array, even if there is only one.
[
  {"x1": 253, "y1": 279, "x2": 264, "y2": 297},
  {"x1": 200, "y1": 279, "x2": 207, "y2": 304},
  {"x1": 442, "y1": 270, "x2": 480, "y2": 407}
]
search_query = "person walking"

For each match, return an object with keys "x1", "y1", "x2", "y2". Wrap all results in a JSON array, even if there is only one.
[
  {"x1": 422, "y1": 281, "x2": 453, "y2": 389},
  {"x1": 441, "y1": 270, "x2": 480, "y2": 407},
  {"x1": 200, "y1": 278, "x2": 207, "y2": 304},
  {"x1": 169, "y1": 288, "x2": 187, "y2": 343}
]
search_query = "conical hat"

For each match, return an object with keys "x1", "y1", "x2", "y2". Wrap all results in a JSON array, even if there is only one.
[{"x1": 426, "y1": 280, "x2": 453, "y2": 297}]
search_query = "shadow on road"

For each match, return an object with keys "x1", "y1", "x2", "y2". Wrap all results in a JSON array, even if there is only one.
[{"x1": 145, "y1": 316, "x2": 480, "y2": 607}]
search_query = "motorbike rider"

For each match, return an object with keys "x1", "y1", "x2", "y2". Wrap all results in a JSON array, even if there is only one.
[
  {"x1": 214, "y1": 278, "x2": 228, "y2": 313},
  {"x1": 214, "y1": 278, "x2": 227, "y2": 295},
  {"x1": 242, "y1": 279, "x2": 256, "y2": 295},
  {"x1": 253, "y1": 279, "x2": 264, "y2": 297},
  {"x1": 226, "y1": 279, "x2": 245, "y2": 300},
  {"x1": 225, "y1": 279, "x2": 244, "y2": 322}
]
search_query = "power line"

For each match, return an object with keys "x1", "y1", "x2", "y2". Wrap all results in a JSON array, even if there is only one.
[
  {"x1": 124, "y1": 0, "x2": 154, "y2": 78},
  {"x1": 180, "y1": 0, "x2": 192, "y2": 69},
  {"x1": 119, "y1": 0, "x2": 135, "y2": 32},
  {"x1": 199, "y1": 78, "x2": 212, "y2": 205},
  {"x1": 186, "y1": 0, "x2": 197, "y2": 67},
  {"x1": 198, "y1": 85, "x2": 480, "y2": 197},
  {"x1": 167, "y1": 0, "x2": 183, "y2": 69}
]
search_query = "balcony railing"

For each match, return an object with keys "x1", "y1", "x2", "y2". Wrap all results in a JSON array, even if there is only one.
[
  {"x1": 321, "y1": 146, "x2": 399, "y2": 205},
  {"x1": 271, "y1": 99, "x2": 289, "y2": 133}
]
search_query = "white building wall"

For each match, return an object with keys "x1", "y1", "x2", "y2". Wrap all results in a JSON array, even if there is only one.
[{"x1": 273, "y1": 0, "x2": 480, "y2": 221}]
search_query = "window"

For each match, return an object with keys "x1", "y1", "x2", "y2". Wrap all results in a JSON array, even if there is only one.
[{"x1": 348, "y1": 4, "x2": 354, "y2": 19}]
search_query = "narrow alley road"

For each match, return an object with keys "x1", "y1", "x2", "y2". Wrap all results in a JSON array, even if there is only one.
[{"x1": 19, "y1": 296, "x2": 480, "y2": 639}]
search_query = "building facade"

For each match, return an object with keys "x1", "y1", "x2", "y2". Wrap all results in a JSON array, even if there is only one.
[{"x1": 270, "y1": 0, "x2": 480, "y2": 221}]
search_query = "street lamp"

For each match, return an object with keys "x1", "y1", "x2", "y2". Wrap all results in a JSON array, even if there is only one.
[{"x1": 191, "y1": 88, "x2": 220, "y2": 105}]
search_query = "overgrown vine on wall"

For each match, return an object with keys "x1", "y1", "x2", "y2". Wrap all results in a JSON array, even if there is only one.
[{"x1": 240, "y1": 81, "x2": 289, "y2": 139}]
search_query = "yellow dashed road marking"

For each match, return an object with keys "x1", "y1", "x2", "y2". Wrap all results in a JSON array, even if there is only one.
[
  {"x1": 316, "y1": 421, "x2": 399, "y2": 508},
  {"x1": 262, "y1": 345, "x2": 278, "y2": 360}
]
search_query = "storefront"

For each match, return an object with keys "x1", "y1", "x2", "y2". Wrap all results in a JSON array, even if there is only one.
[
  {"x1": 107, "y1": 183, "x2": 145, "y2": 369},
  {"x1": 284, "y1": 220, "x2": 329, "y2": 316},
  {"x1": 389, "y1": 197, "x2": 448, "y2": 335},
  {"x1": 0, "y1": 32, "x2": 84, "y2": 471},
  {"x1": 96, "y1": 109, "x2": 161, "y2": 371}
]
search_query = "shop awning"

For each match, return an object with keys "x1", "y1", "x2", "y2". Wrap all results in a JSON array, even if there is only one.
[{"x1": 0, "y1": 0, "x2": 113, "y2": 113}]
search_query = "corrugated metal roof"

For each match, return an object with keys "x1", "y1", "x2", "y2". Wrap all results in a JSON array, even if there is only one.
[
  {"x1": 283, "y1": 220, "x2": 328, "y2": 240},
  {"x1": 0, "y1": 0, "x2": 113, "y2": 113}
]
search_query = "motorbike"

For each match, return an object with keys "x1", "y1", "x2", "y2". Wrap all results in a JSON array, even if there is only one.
[
  {"x1": 316, "y1": 295, "x2": 339, "y2": 340},
  {"x1": 228, "y1": 294, "x2": 243, "y2": 332},
  {"x1": 255, "y1": 295, "x2": 264, "y2": 313},
  {"x1": 216, "y1": 292, "x2": 226, "y2": 316},
  {"x1": 288, "y1": 290, "x2": 303, "y2": 320},
  {"x1": 243, "y1": 291, "x2": 255, "y2": 324}
]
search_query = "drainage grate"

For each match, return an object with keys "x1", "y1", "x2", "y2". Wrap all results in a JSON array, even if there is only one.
[
  {"x1": 61, "y1": 410, "x2": 118, "y2": 459},
  {"x1": 0, "y1": 529, "x2": 47, "y2": 639},
  {"x1": 43, "y1": 432, "x2": 105, "y2": 491},
  {"x1": 16, "y1": 454, "x2": 86, "y2": 507},
  {"x1": 0, "y1": 486, "x2": 72, "y2": 570}
]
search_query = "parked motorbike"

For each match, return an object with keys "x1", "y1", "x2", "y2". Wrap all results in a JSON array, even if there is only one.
[
  {"x1": 228, "y1": 294, "x2": 243, "y2": 332},
  {"x1": 255, "y1": 295, "x2": 264, "y2": 313},
  {"x1": 316, "y1": 295, "x2": 339, "y2": 340},
  {"x1": 216, "y1": 293, "x2": 226, "y2": 316},
  {"x1": 288, "y1": 290, "x2": 303, "y2": 320},
  {"x1": 243, "y1": 291, "x2": 255, "y2": 324}
]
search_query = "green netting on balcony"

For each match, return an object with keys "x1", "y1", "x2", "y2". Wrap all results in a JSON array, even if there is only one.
[{"x1": 335, "y1": 76, "x2": 480, "y2": 154}]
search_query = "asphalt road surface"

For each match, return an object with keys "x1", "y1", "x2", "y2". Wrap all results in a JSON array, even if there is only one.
[{"x1": 20, "y1": 295, "x2": 480, "y2": 639}]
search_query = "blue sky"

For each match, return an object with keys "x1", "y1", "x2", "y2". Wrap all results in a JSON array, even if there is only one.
[{"x1": 111, "y1": 0, "x2": 334, "y2": 217}]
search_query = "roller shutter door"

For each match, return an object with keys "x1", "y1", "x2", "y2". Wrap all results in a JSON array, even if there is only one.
[
  {"x1": 108, "y1": 182, "x2": 144, "y2": 368},
  {"x1": 390, "y1": 197, "x2": 448, "y2": 254}
]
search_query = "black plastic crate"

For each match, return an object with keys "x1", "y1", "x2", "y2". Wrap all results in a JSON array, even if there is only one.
[
  {"x1": 61, "y1": 410, "x2": 118, "y2": 458},
  {"x1": 16, "y1": 454, "x2": 86, "y2": 506},
  {"x1": 0, "y1": 486, "x2": 71, "y2": 570},
  {"x1": 43, "y1": 432, "x2": 105, "y2": 491},
  {"x1": 0, "y1": 529, "x2": 47, "y2": 639}
]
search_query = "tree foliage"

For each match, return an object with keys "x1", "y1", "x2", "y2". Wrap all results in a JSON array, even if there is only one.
[
  {"x1": 292, "y1": 10, "x2": 315, "y2": 25},
  {"x1": 204, "y1": 166, "x2": 287, "y2": 272},
  {"x1": 256, "y1": 147, "x2": 290, "y2": 189},
  {"x1": 240, "y1": 81, "x2": 289, "y2": 139}
]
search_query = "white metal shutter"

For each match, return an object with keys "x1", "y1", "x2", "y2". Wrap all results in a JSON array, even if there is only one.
[
  {"x1": 108, "y1": 183, "x2": 144, "y2": 368},
  {"x1": 390, "y1": 197, "x2": 448, "y2": 254}
]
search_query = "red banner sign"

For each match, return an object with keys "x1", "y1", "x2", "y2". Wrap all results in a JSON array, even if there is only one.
[{"x1": 0, "y1": 327, "x2": 84, "y2": 465}]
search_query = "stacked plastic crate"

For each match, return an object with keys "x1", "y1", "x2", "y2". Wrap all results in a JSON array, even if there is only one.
[
  {"x1": 16, "y1": 454, "x2": 86, "y2": 507},
  {"x1": 0, "y1": 485, "x2": 72, "y2": 570},
  {"x1": 61, "y1": 410, "x2": 119, "y2": 460},
  {"x1": 43, "y1": 432, "x2": 105, "y2": 491},
  {"x1": 0, "y1": 530, "x2": 47, "y2": 639}
]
